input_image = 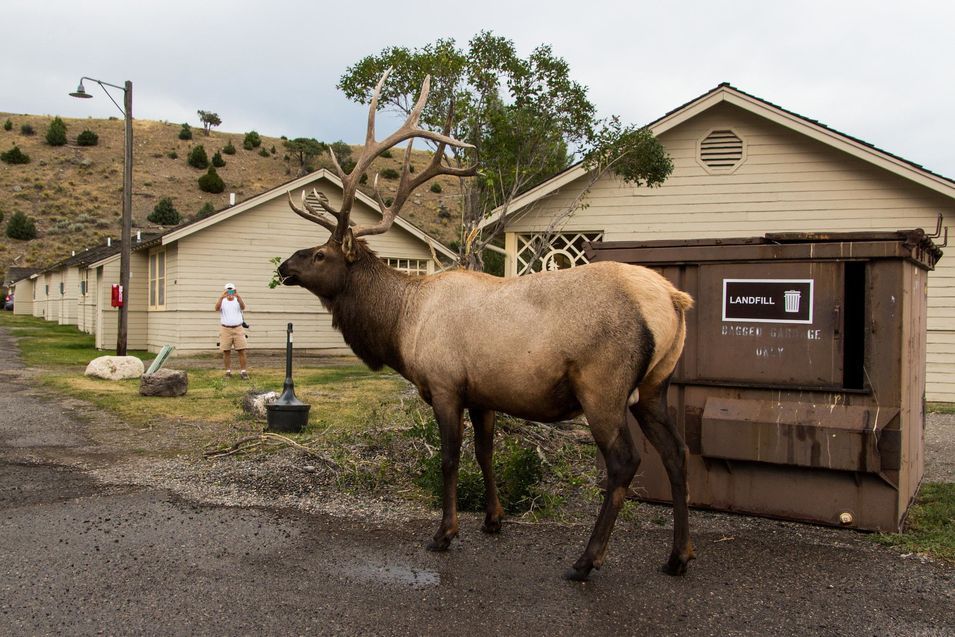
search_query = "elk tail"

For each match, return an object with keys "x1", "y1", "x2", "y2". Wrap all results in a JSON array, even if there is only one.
[{"x1": 671, "y1": 289, "x2": 694, "y2": 312}]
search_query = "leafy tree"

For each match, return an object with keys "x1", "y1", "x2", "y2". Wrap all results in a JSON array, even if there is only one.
[
  {"x1": 148, "y1": 197, "x2": 181, "y2": 225},
  {"x1": 283, "y1": 137, "x2": 327, "y2": 175},
  {"x1": 187, "y1": 144, "x2": 209, "y2": 169},
  {"x1": 198, "y1": 166, "x2": 225, "y2": 193},
  {"x1": 338, "y1": 32, "x2": 672, "y2": 270},
  {"x1": 197, "y1": 110, "x2": 222, "y2": 136},
  {"x1": 179, "y1": 123, "x2": 193, "y2": 140},
  {"x1": 3, "y1": 119, "x2": 11, "y2": 131},
  {"x1": 329, "y1": 140, "x2": 352, "y2": 166},
  {"x1": 211, "y1": 151, "x2": 226, "y2": 168},
  {"x1": 76, "y1": 130, "x2": 99, "y2": 146},
  {"x1": 195, "y1": 201, "x2": 216, "y2": 219},
  {"x1": 222, "y1": 140, "x2": 236, "y2": 155},
  {"x1": 0, "y1": 145, "x2": 30, "y2": 165},
  {"x1": 45, "y1": 116, "x2": 68, "y2": 146},
  {"x1": 243, "y1": 130, "x2": 261, "y2": 150},
  {"x1": 6, "y1": 211, "x2": 37, "y2": 240}
]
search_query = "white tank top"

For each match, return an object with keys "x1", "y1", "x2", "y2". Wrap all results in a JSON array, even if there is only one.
[{"x1": 220, "y1": 298, "x2": 243, "y2": 326}]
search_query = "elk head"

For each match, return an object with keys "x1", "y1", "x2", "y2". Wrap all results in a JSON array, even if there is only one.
[{"x1": 278, "y1": 69, "x2": 476, "y2": 299}]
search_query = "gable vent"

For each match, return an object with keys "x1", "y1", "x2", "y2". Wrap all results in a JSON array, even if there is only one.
[{"x1": 699, "y1": 129, "x2": 744, "y2": 171}]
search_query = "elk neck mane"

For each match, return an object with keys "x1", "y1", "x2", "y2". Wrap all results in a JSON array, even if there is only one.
[{"x1": 329, "y1": 239, "x2": 420, "y2": 373}]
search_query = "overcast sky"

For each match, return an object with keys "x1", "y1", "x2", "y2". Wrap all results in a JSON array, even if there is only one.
[{"x1": 4, "y1": 0, "x2": 954, "y2": 179}]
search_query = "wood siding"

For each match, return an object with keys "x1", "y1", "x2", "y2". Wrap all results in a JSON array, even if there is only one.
[
  {"x1": 505, "y1": 102, "x2": 955, "y2": 401},
  {"x1": 12, "y1": 279, "x2": 34, "y2": 316}
]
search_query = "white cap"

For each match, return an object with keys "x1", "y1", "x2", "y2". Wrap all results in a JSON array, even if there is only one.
[{"x1": 224, "y1": 282, "x2": 236, "y2": 291}]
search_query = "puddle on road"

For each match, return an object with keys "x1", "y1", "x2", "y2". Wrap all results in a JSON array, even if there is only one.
[{"x1": 345, "y1": 562, "x2": 440, "y2": 589}]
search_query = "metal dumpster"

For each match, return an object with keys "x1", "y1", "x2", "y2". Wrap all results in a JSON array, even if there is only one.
[{"x1": 587, "y1": 229, "x2": 942, "y2": 532}]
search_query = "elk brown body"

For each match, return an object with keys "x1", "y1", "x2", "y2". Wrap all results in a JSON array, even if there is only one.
[{"x1": 278, "y1": 70, "x2": 695, "y2": 580}]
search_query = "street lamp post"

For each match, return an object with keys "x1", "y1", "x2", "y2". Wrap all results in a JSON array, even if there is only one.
[{"x1": 70, "y1": 77, "x2": 133, "y2": 356}]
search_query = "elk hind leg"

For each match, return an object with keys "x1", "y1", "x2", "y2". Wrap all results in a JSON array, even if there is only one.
[
  {"x1": 427, "y1": 399, "x2": 464, "y2": 551},
  {"x1": 565, "y1": 411, "x2": 640, "y2": 581},
  {"x1": 469, "y1": 407, "x2": 504, "y2": 533},
  {"x1": 631, "y1": 378, "x2": 694, "y2": 575}
]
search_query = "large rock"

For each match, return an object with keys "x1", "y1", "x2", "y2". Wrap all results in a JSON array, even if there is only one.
[
  {"x1": 242, "y1": 390, "x2": 278, "y2": 420},
  {"x1": 139, "y1": 369, "x2": 188, "y2": 397},
  {"x1": 85, "y1": 356, "x2": 145, "y2": 380}
]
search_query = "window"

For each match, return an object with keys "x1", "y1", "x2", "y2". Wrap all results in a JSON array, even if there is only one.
[
  {"x1": 515, "y1": 231, "x2": 604, "y2": 276},
  {"x1": 80, "y1": 272, "x2": 88, "y2": 296},
  {"x1": 697, "y1": 129, "x2": 745, "y2": 173},
  {"x1": 384, "y1": 257, "x2": 429, "y2": 276},
  {"x1": 149, "y1": 249, "x2": 166, "y2": 309},
  {"x1": 59, "y1": 282, "x2": 64, "y2": 295}
]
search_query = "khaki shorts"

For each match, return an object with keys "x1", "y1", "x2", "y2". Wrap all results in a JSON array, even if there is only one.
[{"x1": 219, "y1": 325, "x2": 248, "y2": 352}]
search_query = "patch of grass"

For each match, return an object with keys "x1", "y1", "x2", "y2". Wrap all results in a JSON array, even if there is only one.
[
  {"x1": 927, "y1": 402, "x2": 955, "y2": 414},
  {"x1": 0, "y1": 313, "x2": 151, "y2": 366},
  {"x1": 873, "y1": 483, "x2": 955, "y2": 563}
]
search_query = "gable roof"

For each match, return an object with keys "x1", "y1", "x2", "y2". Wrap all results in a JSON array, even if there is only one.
[
  {"x1": 160, "y1": 169, "x2": 457, "y2": 259},
  {"x1": 480, "y1": 83, "x2": 955, "y2": 229}
]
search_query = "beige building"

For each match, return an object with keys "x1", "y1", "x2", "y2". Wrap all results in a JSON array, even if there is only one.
[
  {"x1": 483, "y1": 84, "x2": 955, "y2": 402},
  {"x1": 75, "y1": 169, "x2": 455, "y2": 354}
]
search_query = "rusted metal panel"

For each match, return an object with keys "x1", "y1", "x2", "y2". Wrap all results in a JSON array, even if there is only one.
[{"x1": 700, "y1": 398, "x2": 899, "y2": 473}]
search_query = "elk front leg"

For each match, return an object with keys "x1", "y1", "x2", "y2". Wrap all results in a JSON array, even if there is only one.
[
  {"x1": 469, "y1": 407, "x2": 504, "y2": 533},
  {"x1": 565, "y1": 417, "x2": 640, "y2": 581},
  {"x1": 427, "y1": 399, "x2": 464, "y2": 552},
  {"x1": 632, "y1": 381, "x2": 694, "y2": 576}
]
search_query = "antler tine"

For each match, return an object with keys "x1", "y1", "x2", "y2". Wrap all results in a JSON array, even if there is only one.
[
  {"x1": 287, "y1": 190, "x2": 337, "y2": 233},
  {"x1": 365, "y1": 67, "x2": 392, "y2": 146}
]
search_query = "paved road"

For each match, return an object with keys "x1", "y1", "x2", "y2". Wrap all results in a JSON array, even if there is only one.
[{"x1": 0, "y1": 330, "x2": 953, "y2": 635}]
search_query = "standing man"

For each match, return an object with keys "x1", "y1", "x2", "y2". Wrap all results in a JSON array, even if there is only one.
[{"x1": 215, "y1": 283, "x2": 249, "y2": 379}]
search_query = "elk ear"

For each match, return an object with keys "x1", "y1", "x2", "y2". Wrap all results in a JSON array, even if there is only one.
[{"x1": 342, "y1": 228, "x2": 359, "y2": 263}]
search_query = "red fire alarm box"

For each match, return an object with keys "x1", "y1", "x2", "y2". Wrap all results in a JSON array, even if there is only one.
[{"x1": 110, "y1": 284, "x2": 124, "y2": 308}]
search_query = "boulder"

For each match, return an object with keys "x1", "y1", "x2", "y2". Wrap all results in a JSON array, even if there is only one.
[
  {"x1": 139, "y1": 369, "x2": 188, "y2": 397},
  {"x1": 242, "y1": 390, "x2": 278, "y2": 420},
  {"x1": 85, "y1": 355, "x2": 145, "y2": 380}
]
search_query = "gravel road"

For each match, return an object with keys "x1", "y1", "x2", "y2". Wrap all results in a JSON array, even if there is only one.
[{"x1": 0, "y1": 328, "x2": 952, "y2": 635}]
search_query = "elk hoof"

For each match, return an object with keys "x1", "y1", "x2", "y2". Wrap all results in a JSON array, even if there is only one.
[
  {"x1": 660, "y1": 555, "x2": 690, "y2": 576},
  {"x1": 481, "y1": 518, "x2": 502, "y2": 534},
  {"x1": 426, "y1": 535, "x2": 453, "y2": 552},
  {"x1": 563, "y1": 565, "x2": 592, "y2": 582}
]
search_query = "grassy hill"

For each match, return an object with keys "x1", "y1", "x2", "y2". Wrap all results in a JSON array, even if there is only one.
[{"x1": 0, "y1": 113, "x2": 463, "y2": 276}]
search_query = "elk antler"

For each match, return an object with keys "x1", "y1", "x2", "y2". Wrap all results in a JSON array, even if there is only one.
[{"x1": 290, "y1": 68, "x2": 476, "y2": 242}]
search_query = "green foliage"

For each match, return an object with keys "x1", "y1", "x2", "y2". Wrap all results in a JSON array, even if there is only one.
[
  {"x1": 258, "y1": 148, "x2": 270, "y2": 157},
  {"x1": 222, "y1": 140, "x2": 236, "y2": 155},
  {"x1": 359, "y1": 173, "x2": 368, "y2": 185},
  {"x1": 0, "y1": 145, "x2": 30, "y2": 165},
  {"x1": 873, "y1": 483, "x2": 955, "y2": 563},
  {"x1": 20, "y1": 124, "x2": 35, "y2": 136},
  {"x1": 380, "y1": 148, "x2": 393, "y2": 159},
  {"x1": 45, "y1": 116, "x2": 68, "y2": 146},
  {"x1": 211, "y1": 151, "x2": 226, "y2": 168},
  {"x1": 583, "y1": 117, "x2": 672, "y2": 187},
  {"x1": 179, "y1": 123, "x2": 193, "y2": 140},
  {"x1": 380, "y1": 167, "x2": 400, "y2": 180},
  {"x1": 76, "y1": 129, "x2": 99, "y2": 146},
  {"x1": 198, "y1": 166, "x2": 225, "y2": 193},
  {"x1": 6, "y1": 211, "x2": 37, "y2": 240},
  {"x1": 429, "y1": 182, "x2": 442, "y2": 193},
  {"x1": 197, "y1": 110, "x2": 222, "y2": 135},
  {"x1": 187, "y1": 144, "x2": 209, "y2": 169},
  {"x1": 243, "y1": 130, "x2": 261, "y2": 150},
  {"x1": 166, "y1": 150, "x2": 178, "y2": 160},
  {"x1": 3, "y1": 119, "x2": 12, "y2": 131},
  {"x1": 283, "y1": 137, "x2": 326, "y2": 169},
  {"x1": 0, "y1": 210, "x2": 4, "y2": 224},
  {"x1": 330, "y1": 140, "x2": 352, "y2": 165},
  {"x1": 195, "y1": 201, "x2": 216, "y2": 220},
  {"x1": 147, "y1": 197, "x2": 181, "y2": 225}
]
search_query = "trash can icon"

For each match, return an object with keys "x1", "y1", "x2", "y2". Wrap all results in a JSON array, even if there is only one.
[{"x1": 784, "y1": 290, "x2": 801, "y2": 313}]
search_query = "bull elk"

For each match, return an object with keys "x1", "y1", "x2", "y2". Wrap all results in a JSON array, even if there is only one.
[{"x1": 278, "y1": 70, "x2": 695, "y2": 580}]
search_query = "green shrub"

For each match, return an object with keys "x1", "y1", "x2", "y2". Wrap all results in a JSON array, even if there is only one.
[
  {"x1": 258, "y1": 148, "x2": 269, "y2": 157},
  {"x1": 45, "y1": 116, "x2": 68, "y2": 146},
  {"x1": 198, "y1": 166, "x2": 225, "y2": 193},
  {"x1": 380, "y1": 167, "x2": 400, "y2": 180},
  {"x1": 383, "y1": 197, "x2": 394, "y2": 206},
  {"x1": 187, "y1": 145, "x2": 209, "y2": 169},
  {"x1": 76, "y1": 130, "x2": 99, "y2": 146},
  {"x1": 20, "y1": 124, "x2": 34, "y2": 136},
  {"x1": 195, "y1": 201, "x2": 216, "y2": 220},
  {"x1": 430, "y1": 182, "x2": 442, "y2": 193},
  {"x1": 167, "y1": 150, "x2": 178, "y2": 160},
  {"x1": 0, "y1": 145, "x2": 30, "y2": 165},
  {"x1": 179, "y1": 123, "x2": 193, "y2": 140},
  {"x1": 243, "y1": 130, "x2": 261, "y2": 150},
  {"x1": 3, "y1": 119, "x2": 11, "y2": 131},
  {"x1": 381, "y1": 148, "x2": 393, "y2": 159},
  {"x1": 147, "y1": 197, "x2": 181, "y2": 225},
  {"x1": 211, "y1": 151, "x2": 226, "y2": 168},
  {"x1": 5, "y1": 211, "x2": 37, "y2": 240},
  {"x1": 359, "y1": 173, "x2": 368, "y2": 185},
  {"x1": 222, "y1": 140, "x2": 236, "y2": 155},
  {"x1": 0, "y1": 210, "x2": 5, "y2": 224}
]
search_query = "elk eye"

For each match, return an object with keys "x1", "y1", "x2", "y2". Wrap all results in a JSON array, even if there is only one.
[{"x1": 313, "y1": 251, "x2": 325, "y2": 262}]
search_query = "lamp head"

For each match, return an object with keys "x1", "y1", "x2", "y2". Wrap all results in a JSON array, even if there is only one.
[{"x1": 69, "y1": 81, "x2": 92, "y2": 99}]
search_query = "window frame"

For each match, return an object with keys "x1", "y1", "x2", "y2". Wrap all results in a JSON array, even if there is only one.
[{"x1": 148, "y1": 248, "x2": 167, "y2": 310}]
